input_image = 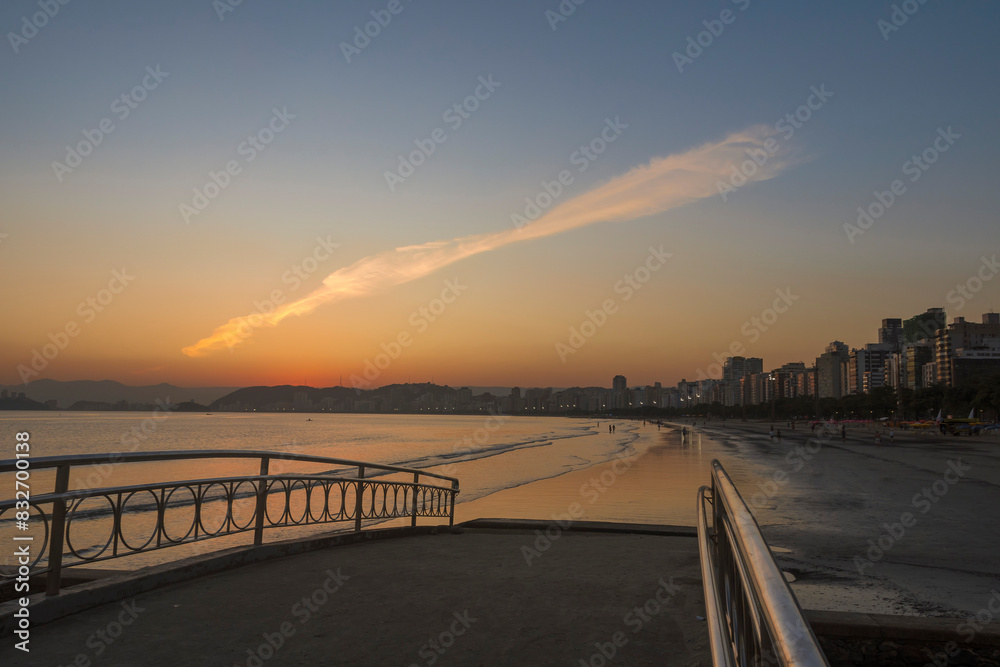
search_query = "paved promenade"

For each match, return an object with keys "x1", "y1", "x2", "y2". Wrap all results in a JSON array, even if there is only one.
[{"x1": 1, "y1": 524, "x2": 710, "y2": 666}]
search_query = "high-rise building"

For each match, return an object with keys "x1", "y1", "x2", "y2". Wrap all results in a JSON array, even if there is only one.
[
  {"x1": 816, "y1": 341, "x2": 849, "y2": 398},
  {"x1": 612, "y1": 375, "x2": 628, "y2": 409},
  {"x1": 934, "y1": 314, "x2": 1000, "y2": 386},
  {"x1": 903, "y1": 308, "x2": 946, "y2": 345},
  {"x1": 847, "y1": 343, "x2": 891, "y2": 394},
  {"x1": 904, "y1": 344, "x2": 934, "y2": 390},
  {"x1": 879, "y1": 318, "x2": 904, "y2": 352}
]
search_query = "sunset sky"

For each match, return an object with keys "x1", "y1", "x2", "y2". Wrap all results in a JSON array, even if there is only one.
[{"x1": 2, "y1": 0, "x2": 998, "y2": 389}]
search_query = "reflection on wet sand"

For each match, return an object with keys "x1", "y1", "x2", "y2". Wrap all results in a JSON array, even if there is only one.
[{"x1": 455, "y1": 425, "x2": 717, "y2": 527}]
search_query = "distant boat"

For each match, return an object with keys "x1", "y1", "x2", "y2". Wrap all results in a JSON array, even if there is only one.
[
  {"x1": 205, "y1": 413, "x2": 213, "y2": 416},
  {"x1": 306, "y1": 418, "x2": 313, "y2": 421}
]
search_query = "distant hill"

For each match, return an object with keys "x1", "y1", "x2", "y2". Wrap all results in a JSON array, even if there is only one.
[
  {"x1": 0, "y1": 394, "x2": 49, "y2": 410},
  {"x1": 1, "y1": 380, "x2": 242, "y2": 410},
  {"x1": 210, "y1": 383, "x2": 463, "y2": 412}
]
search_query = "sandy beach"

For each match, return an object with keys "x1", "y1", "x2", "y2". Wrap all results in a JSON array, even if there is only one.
[
  {"x1": 683, "y1": 419, "x2": 1000, "y2": 617},
  {"x1": 457, "y1": 417, "x2": 1000, "y2": 618}
]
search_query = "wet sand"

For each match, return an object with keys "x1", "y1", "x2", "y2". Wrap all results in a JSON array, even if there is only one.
[
  {"x1": 459, "y1": 417, "x2": 1000, "y2": 618},
  {"x1": 691, "y1": 419, "x2": 1000, "y2": 617},
  {"x1": 454, "y1": 422, "x2": 719, "y2": 527}
]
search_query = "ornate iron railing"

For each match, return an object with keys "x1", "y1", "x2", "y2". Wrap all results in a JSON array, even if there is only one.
[
  {"x1": 0, "y1": 450, "x2": 459, "y2": 596},
  {"x1": 697, "y1": 460, "x2": 828, "y2": 667}
]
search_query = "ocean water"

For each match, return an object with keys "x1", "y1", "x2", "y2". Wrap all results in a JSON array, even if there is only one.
[{"x1": 1, "y1": 411, "x2": 714, "y2": 572}]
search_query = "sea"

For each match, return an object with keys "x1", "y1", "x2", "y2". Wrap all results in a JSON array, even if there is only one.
[{"x1": 0, "y1": 411, "x2": 723, "y2": 574}]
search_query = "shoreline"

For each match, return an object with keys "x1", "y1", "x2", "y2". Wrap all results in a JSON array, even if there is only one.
[{"x1": 688, "y1": 418, "x2": 1000, "y2": 617}]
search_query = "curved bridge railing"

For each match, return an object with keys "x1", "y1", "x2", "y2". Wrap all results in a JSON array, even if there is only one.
[
  {"x1": 697, "y1": 459, "x2": 828, "y2": 667},
  {"x1": 0, "y1": 450, "x2": 459, "y2": 596}
]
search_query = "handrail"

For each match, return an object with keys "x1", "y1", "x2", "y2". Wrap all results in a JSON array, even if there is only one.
[
  {"x1": 0, "y1": 449, "x2": 460, "y2": 595},
  {"x1": 0, "y1": 474, "x2": 457, "y2": 511},
  {"x1": 697, "y1": 459, "x2": 828, "y2": 667},
  {"x1": 0, "y1": 449, "x2": 459, "y2": 484},
  {"x1": 697, "y1": 486, "x2": 736, "y2": 667}
]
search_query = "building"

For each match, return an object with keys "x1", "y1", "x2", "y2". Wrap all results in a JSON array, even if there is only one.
[
  {"x1": 904, "y1": 344, "x2": 934, "y2": 390},
  {"x1": 611, "y1": 375, "x2": 628, "y2": 409},
  {"x1": 935, "y1": 314, "x2": 1000, "y2": 386},
  {"x1": 878, "y1": 318, "x2": 904, "y2": 352},
  {"x1": 847, "y1": 343, "x2": 891, "y2": 394},
  {"x1": 903, "y1": 308, "x2": 946, "y2": 345},
  {"x1": 816, "y1": 341, "x2": 849, "y2": 399}
]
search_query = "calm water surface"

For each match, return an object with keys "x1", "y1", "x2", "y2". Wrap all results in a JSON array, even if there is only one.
[{"x1": 0, "y1": 412, "x2": 728, "y2": 571}]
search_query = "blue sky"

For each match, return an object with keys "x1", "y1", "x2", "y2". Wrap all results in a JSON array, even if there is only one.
[{"x1": 1, "y1": 0, "x2": 998, "y2": 387}]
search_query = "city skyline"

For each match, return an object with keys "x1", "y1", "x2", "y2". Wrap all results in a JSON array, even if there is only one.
[{"x1": 3, "y1": 2, "x2": 999, "y2": 389}]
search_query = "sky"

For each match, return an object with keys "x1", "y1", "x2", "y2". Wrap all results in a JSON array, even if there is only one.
[{"x1": 1, "y1": 0, "x2": 999, "y2": 389}]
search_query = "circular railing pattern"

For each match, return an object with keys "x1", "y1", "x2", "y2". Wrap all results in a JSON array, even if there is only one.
[
  {"x1": 0, "y1": 475, "x2": 457, "y2": 580},
  {"x1": 0, "y1": 504, "x2": 50, "y2": 570}
]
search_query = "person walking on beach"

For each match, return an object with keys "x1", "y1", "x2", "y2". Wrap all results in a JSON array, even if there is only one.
[
  {"x1": 841, "y1": 425, "x2": 846, "y2": 442},
  {"x1": 875, "y1": 432, "x2": 881, "y2": 446},
  {"x1": 769, "y1": 426, "x2": 775, "y2": 439},
  {"x1": 776, "y1": 429, "x2": 782, "y2": 440},
  {"x1": 889, "y1": 428, "x2": 894, "y2": 443}
]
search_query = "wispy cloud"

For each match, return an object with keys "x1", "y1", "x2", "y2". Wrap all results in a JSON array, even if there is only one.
[{"x1": 182, "y1": 125, "x2": 793, "y2": 357}]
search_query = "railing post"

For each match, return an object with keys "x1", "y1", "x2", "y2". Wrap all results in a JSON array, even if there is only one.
[
  {"x1": 449, "y1": 480, "x2": 457, "y2": 527},
  {"x1": 253, "y1": 456, "x2": 269, "y2": 546},
  {"x1": 354, "y1": 466, "x2": 365, "y2": 532},
  {"x1": 45, "y1": 464, "x2": 71, "y2": 596},
  {"x1": 411, "y1": 473, "x2": 419, "y2": 526}
]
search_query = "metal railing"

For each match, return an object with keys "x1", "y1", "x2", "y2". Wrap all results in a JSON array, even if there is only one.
[
  {"x1": 697, "y1": 460, "x2": 828, "y2": 667},
  {"x1": 0, "y1": 450, "x2": 459, "y2": 596}
]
